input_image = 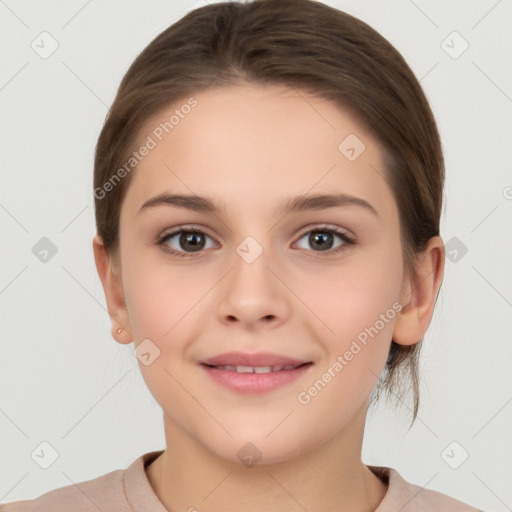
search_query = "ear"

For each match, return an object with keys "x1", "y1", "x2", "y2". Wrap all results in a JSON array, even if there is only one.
[
  {"x1": 393, "y1": 236, "x2": 445, "y2": 346},
  {"x1": 92, "y1": 234, "x2": 133, "y2": 344}
]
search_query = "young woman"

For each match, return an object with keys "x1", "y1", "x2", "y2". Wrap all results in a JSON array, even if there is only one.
[{"x1": 1, "y1": 0, "x2": 483, "y2": 510}]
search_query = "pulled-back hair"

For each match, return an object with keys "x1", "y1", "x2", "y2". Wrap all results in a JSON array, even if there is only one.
[{"x1": 93, "y1": 0, "x2": 445, "y2": 424}]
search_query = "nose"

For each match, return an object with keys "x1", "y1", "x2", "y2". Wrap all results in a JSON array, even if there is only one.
[{"x1": 216, "y1": 245, "x2": 291, "y2": 330}]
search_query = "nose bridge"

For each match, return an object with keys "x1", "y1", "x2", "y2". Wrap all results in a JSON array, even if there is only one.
[
  {"x1": 229, "y1": 233, "x2": 276, "y2": 299},
  {"x1": 235, "y1": 234, "x2": 267, "y2": 266},
  {"x1": 216, "y1": 232, "x2": 290, "y2": 327}
]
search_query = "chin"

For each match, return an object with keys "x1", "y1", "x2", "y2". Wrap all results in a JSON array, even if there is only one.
[{"x1": 203, "y1": 430, "x2": 317, "y2": 468}]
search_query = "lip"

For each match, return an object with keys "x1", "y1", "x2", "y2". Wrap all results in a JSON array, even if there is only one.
[
  {"x1": 199, "y1": 351, "x2": 313, "y2": 394},
  {"x1": 200, "y1": 351, "x2": 308, "y2": 367}
]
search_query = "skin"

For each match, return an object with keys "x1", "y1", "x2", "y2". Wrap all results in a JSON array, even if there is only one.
[{"x1": 93, "y1": 83, "x2": 444, "y2": 512}]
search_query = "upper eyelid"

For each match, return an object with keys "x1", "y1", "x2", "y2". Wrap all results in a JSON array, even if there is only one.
[
  {"x1": 159, "y1": 224, "x2": 353, "y2": 245},
  {"x1": 297, "y1": 224, "x2": 351, "y2": 237},
  {"x1": 159, "y1": 224, "x2": 217, "y2": 242},
  {"x1": 160, "y1": 223, "x2": 351, "y2": 236}
]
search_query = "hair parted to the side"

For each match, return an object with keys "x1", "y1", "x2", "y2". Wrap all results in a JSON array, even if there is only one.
[{"x1": 93, "y1": 0, "x2": 444, "y2": 425}]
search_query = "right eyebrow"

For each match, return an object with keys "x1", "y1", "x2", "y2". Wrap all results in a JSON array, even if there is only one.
[{"x1": 138, "y1": 193, "x2": 224, "y2": 215}]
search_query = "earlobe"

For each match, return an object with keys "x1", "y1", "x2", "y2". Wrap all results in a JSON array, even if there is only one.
[
  {"x1": 392, "y1": 236, "x2": 445, "y2": 346},
  {"x1": 92, "y1": 234, "x2": 133, "y2": 344}
]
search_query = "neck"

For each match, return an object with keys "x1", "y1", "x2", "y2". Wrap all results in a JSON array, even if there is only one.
[{"x1": 146, "y1": 403, "x2": 387, "y2": 512}]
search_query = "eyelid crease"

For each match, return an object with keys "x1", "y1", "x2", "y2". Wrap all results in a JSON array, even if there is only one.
[{"x1": 156, "y1": 223, "x2": 355, "y2": 258}]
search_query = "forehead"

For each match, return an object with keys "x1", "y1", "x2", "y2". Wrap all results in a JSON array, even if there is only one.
[{"x1": 122, "y1": 84, "x2": 397, "y2": 220}]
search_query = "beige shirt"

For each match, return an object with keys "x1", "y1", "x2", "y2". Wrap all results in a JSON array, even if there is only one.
[{"x1": 0, "y1": 450, "x2": 483, "y2": 511}]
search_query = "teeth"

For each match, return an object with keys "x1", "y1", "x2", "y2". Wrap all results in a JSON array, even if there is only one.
[
  {"x1": 254, "y1": 366, "x2": 273, "y2": 373},
  {"x1": 213, "y1": 364, "x2": 298, "y2": 373},
  {"x1": 236, "y1": 365, "x2": 254, "y2": 373}
]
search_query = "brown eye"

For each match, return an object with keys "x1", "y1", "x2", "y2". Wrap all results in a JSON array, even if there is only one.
[
  {"x1": 178, "y1": 232, "x2": 206, "y2": 252},
  {"x1": 309, "y1": 231, "x2": 334, "y2": 251},
  {"x1": 295, "y1": 227, "x2": 354, "y2": 254},
  {"x1": 159, "y1": 229, "x2": 216, "y2": 256}
]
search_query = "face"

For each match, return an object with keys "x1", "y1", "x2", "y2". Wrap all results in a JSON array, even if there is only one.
[{"x1": 110, "y1": 84, "x2": 412, "y2": 464}]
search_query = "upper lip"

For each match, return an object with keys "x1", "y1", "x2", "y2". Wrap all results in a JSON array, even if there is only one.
[{"x1": 200, "y1": 351, "x2": 310, "y2": 368}]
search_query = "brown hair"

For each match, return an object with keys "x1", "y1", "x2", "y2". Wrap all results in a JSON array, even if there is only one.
[{"x1": 93, "y1": 0, "x2": 444, "y2": 424}]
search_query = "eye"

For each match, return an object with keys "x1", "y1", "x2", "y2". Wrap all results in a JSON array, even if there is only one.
[
  {"x1": 158, "y1": 228, "x2": 217, "y2": 257},
  {"x1": 157, "y1": 225, "x2": 354, "y2": 258},
  {"x1": 294, "y1": 226, "x2": 354, "y2": 254}
]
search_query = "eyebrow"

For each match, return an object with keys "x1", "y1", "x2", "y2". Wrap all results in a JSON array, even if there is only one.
[{"x1": 137, "y1": 192, "x2": 379, "y2": 218}]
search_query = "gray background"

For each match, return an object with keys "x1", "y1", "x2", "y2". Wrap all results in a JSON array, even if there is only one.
[{"x1": 1, "y1": 0, "x2": 511, "y2": 509}]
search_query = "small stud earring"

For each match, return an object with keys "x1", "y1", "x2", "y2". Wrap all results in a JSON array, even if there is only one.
[{"x1": 116, "y1": 327, "x2": 123, "y2": 334}]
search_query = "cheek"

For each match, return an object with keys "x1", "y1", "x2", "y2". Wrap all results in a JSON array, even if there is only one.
[
  {"x1": 298, "y1": 251, "x2": 402, "y2": 348},
  {"x1": 121, "y1": 261, "x2": 209, "y2": 425},
  {"x1": 291, "y1": 253, "x2": 400, "y2": 408},
  {"x1": 294, "y1": 267, "x2": 398, "y2": 433},
  {"x1": 123, "y1": 255, "x2": 213, "y2": 342}
]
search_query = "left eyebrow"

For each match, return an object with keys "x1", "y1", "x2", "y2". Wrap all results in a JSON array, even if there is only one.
[
  {"x1": 282, "y1": 193, "x2": 380, "y2": 218},
  {"x1": 137, "y1": 192, "x2": 379, "y2": 218}
]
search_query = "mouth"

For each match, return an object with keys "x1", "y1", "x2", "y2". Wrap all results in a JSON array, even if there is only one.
[
  {"x1": 199, "y1": 352, "x2": 314, "y2": 394},
  {"x1": 202, "y1": 362, "x2": 312, "y2": 373}
]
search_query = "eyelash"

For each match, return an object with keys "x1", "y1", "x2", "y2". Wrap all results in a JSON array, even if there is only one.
[{"x1": 157, "y1": 225, "x2": 355, "y2": 259}]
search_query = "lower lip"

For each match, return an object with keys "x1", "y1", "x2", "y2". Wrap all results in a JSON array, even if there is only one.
[{"x1": 200, "y1": 364, "x2": 313, "y2": 394}]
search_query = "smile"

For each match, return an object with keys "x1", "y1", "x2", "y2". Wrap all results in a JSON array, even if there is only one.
[
  {"x1": 207, "y1": 364, "x2": 303, "y2": 373},
  {"x1": 200, "y1": 364, "x2": 313, "y2": 394}
]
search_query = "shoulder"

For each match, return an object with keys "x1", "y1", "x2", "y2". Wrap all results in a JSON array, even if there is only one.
[
  {"x1": 0, "y1": 467, "x2": 125, "y2": 512},
  {"x1": 0, "y1": 451, "x2": 163, "y2": 512},
  {"x1": 370, "y1": 466, "x2": 484, "y2": 512}
]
